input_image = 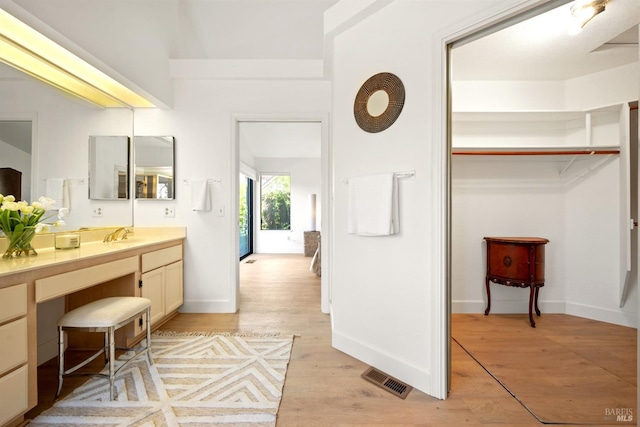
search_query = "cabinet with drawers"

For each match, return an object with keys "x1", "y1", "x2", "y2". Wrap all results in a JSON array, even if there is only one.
[{"x1": 0, "y1": 283, "x2": 29, "y2": 427}]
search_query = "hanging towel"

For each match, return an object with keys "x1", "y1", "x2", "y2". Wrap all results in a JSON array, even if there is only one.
[
  {"x1": 62, "y1": 179, "x2": 72, "y2": 212},
  {"x1": 45, "y1": 178, "x2": 70, "y2": 210},
  {"x1": 347, "y1": 172, "x2": 399, "y2": 236},
  {"x1": 191, "y1": 180, "x2": 211, "y2": 211}
]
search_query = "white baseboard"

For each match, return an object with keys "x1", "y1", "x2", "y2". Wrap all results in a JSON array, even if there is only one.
[
  {"x1": 452, "y1": 299, "x2": 566, "y2": 314},
  {"x1": 331, "y1": 329, "x2": 433, "y2": 397},
  {"x1": 565, "y1": 302, "x2": 638, "y2": 328},
  {"x1": 180, "y1": 299, "x2": 237, "y2": 314},
  {"x1": 453, "y1": 299, "x2": 637, "y2": 328}
]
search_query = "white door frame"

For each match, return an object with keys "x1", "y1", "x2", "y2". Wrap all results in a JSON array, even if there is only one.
[{"x1": 231, "y1": 113, "x2": 331, "y2": 314}]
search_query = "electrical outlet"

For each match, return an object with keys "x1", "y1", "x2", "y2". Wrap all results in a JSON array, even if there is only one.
[
  {"x1": 92, "y1": 207, "x2": 103, "y2": 218},
  {"x1": 164, "y1": 206, "x2": 175, "y2": 218},
  {"x1": 216, "y1": 205, "x2": 225, "y2": 217}
]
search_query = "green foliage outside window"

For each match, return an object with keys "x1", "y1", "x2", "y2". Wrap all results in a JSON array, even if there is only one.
[{"x1": 261, "y1": 174, "x2": 291, "y2": 230}]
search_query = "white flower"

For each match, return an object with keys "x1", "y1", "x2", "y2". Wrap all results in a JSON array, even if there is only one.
[
  {"x1": 57, "y1": 207, "x2": 69, "y2": 219},
  {"x1": 37, "y1": 196, "x2": 55, "y2": 209},
  {"x1": 4, "y1": 195, "x2": 15, "y2": 203},
  {"x1": 32, "y1": 202, "x2": 44, "y2": 210},
  {"x1": 21, "y1": 205, "x2": 34, "y2": 214},
  {"x1": 3, "y1": 201, "x2": 19, "y2": 211},
  {"x1": 53, "y1": 220, "x2": 65, "y2": 228}
]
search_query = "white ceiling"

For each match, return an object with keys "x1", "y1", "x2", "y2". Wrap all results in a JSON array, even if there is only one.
[{"x1": 452, "y1": 0, "x2": 639, "y2": 81}]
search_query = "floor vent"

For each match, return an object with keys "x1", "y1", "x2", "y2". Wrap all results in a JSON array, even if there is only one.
[
  {"x1": 245, "y1": 260, "x2": 256, "y2": 264},
  {"x1": 361, "y1": 367, "x2": 412, "y2": 399}
]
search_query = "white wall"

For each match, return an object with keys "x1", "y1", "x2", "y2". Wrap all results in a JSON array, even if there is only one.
[
  {"x1": 133, "y1": 79, "x2": 330, "y2": 313},
  {"x1": 0, "y1": 139, "x2": 31, "y2": 202},
  {"x1": 254, "y1": 157, "x2": 321, "y2": 254}
]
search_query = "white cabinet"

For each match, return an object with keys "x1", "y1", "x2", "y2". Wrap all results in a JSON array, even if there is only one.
[
  {"x1": 0, "y1": 283, "x2": 28, "y2": 427},
  {"x1": 140, "y1": 245, "x2": 183, "y2": 328}
]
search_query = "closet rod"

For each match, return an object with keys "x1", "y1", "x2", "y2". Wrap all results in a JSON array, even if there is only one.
[{"x1": 452, "y1": 149, "x2": 620, "y2": 156}]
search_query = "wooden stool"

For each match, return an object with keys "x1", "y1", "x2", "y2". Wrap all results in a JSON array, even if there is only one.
[{"x1": 56, "y1": 296, "x2": 153, "y2": 400}]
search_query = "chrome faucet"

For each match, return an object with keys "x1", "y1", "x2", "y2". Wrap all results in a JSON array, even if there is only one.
[{"x1": 103, "y1": 227, "x2": 132, "y2": 242}]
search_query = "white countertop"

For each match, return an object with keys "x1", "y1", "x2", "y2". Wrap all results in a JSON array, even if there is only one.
[{"x1": 0, "y1": 227, "x2": 186, "y2": 279}]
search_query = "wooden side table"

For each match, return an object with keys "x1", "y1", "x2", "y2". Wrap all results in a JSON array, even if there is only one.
[{"x1": 484, "y1": 237, "x2": 549, "y2": 327}]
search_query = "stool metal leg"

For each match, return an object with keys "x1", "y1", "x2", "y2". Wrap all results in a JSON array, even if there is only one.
[
  {"x1": 55, "y1": 326, "x2": 65, "y2": 400},
  {"x1": 146, "y1": 307, "x2": 153, "y2": 366},
  {"x1": 108, "y1": 327, "x2": 116, "y2": 400}
]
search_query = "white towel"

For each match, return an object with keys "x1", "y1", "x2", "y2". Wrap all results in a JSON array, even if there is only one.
[
  {"x1": 347, "y1": 173, "x2": 399, "y2": 236},
  {"x1": 191, "y1": 180, "x2": 211, "y2": 211},
  {"x1": 45, "y1": 178, "x2": 70, "y2": 210}
]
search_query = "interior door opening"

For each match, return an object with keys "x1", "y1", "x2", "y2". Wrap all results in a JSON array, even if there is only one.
[
  {"x1": 447, "y1": 1, "x2": 638, "y2": 396},
  {"x1": 234, "y1": 117, "x2": 330, "y2": 314}
]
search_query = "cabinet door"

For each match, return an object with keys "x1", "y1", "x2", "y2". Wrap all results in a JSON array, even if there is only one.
[
  {"x1": 165, "y1": 260, "x2": 183, "y2": 314},
  {"x1": 141, "y1": 268, "x2": 165, "y2": 326}
]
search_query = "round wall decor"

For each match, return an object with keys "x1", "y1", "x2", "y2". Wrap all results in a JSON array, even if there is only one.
[{"x1": 353, "y1": 72, "x2": 405, "y2": 133}]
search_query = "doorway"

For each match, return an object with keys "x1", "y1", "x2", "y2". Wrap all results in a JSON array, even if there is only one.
[
  {"x1": 447, "y1": 0, "x2": 638, "y2": 410},
  {"x1": 0, "y1": 118, "x2": 34, "y2": 202},
  {"x1": 232, "y1": 115, "x2": 331, "y2": 314},
  {"x1": 239, "y1": 173, "x2": 254, "y2": 260}
]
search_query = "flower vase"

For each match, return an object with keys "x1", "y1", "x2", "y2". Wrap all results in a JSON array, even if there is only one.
[{"x1": 3, "y1": 228, "x2": 37, "y2": 259}]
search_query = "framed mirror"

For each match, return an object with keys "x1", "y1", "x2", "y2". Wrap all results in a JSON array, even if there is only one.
[
  {"x1": 134, "y1": 136, "x2": 175, "y2": 199},
  {"x1": 88, "y1": 135, "x2": 130, "y2": 200}
]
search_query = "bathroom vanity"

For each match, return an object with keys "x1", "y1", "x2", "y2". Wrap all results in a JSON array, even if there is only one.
[{"x1": 0, "y1": 227, "x2": 185, "y2": 427}]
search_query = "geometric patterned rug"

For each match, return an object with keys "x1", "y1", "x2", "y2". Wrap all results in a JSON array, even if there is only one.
[{"x1": 29, "y1": 332, "x2": 294, "y2": 427}]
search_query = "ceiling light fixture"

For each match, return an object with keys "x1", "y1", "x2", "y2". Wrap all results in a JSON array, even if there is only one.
[
  {"x1": 569, "y1": 0, "x2": 609, "y2": 32},
  {"x1": 0, "y1": 8, "x2": 154, "y2": 108}
]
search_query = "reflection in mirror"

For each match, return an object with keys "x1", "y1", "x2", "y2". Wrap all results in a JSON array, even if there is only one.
[
  {"x1": 0, "y1": 120, "x2": 31, "y2": 202},
  {"x1": 134, "y1": 136, "x2": 175, "y2": 199},
  {"x1": 89, "y1": 136, "x2": 130, "y2": 200}
]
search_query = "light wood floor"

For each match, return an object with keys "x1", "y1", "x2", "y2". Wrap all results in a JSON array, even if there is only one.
[{"x1": 27, "y1": 253, "x2": 636, "y2": 426}]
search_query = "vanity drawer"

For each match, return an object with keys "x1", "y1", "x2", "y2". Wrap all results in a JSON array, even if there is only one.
[
  {"x1": 142, "y1": 245, "x2": 182, "y2": 273},
  {"x1": 0, "y1": 365, "x2": 28, "y2": 427},
  {"x1": 0, "y1": 317, "x2": 28, "y2": 375},
  {"x1": 36, "y1": 256, "x2": 139, "y2": 303},
  {"x1": 0, "y1": 283, "x2": 27, "y2": 324}
]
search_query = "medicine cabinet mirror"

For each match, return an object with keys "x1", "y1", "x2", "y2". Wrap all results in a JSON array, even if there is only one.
[
  {"x1": 88, "y1": 135, "x2": 130, "y2": 200},
  {"x1": 134, "y1": 136, "x2": 175, "y2": 199}
]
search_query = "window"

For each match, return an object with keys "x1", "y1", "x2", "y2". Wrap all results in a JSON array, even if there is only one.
[{"x1": 260, "y1": 174, "x2": 291, "y2": 230}]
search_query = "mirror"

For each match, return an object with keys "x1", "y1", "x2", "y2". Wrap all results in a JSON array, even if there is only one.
[
  {"x1": 89, "y1": 136, "x2": 130, "y2": 200},
  {"x1": 134, "y1": 136, "x2": 175, "y2": 199}
]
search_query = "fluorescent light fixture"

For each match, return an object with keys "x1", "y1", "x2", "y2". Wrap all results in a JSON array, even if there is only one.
[
  {"x1": 569, "y1": 0, "x2": 608, "y2": 33},
  {"x1": 0, "y1": 8, "x2": 154, "y2": 108}
]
